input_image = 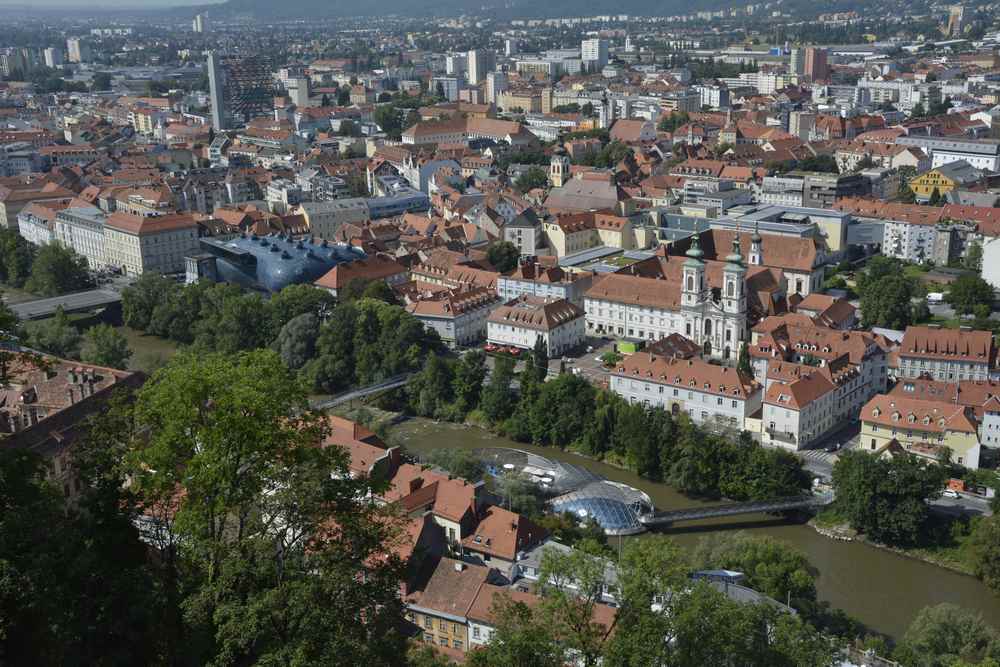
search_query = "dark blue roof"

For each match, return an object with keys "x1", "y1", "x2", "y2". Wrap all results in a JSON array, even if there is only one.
[{"x1": 201, "y1": 234, "x2": 365, "y2": 293}]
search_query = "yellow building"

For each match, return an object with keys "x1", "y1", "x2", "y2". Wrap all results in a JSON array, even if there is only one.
[
  {"x1": 405, "y1": 558, "x2": 488, "y2": 654},
  {"x1": 909, "y1": 161, "x2": 982, "y2": 201},
  {"x1": 860, "y1": 394, "x2": 981, "y2": 468}
]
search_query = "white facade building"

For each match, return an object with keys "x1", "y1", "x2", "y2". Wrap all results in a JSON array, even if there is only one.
[
  {"x1": 487, "y1": 295, "x2": 585, "y2": 357},
  {"x1": 609, "y1": 353, "x2": 762, "y2": 431},
  {"x1": 104, "y1": 212, "x2": 200, "y2": 276},
  {"x1": 53, "y1": 207, "x2": 108, "y2": 270}
]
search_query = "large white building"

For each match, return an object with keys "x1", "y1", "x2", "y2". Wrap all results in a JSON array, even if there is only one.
[
  {"x1": 487, "y1": 295, "x2": 585, "y2": 357},
  {"x1": 584, "y1": 232, "x2": 786, "y2": 361},
  {"x1": 609, "y1": 353, "x2": 762, "y2": 431},
  {"x1": 750, "y1": 316, "x2": 890, "y2": 449},
  {"x1": 896, "y1": 136, "x2": 1000, "y2": 172},
  {"x1": 104, "y1": 212, "x2": 200, "y2": 276},
  {"x1": 497, "y1": 263, "x2": 594, "y2": 306},
  {"x1": 53, "y1": 207, "x2": 108, "y2": 269},
  {"x1": 467, "y1": 49, "x2": 495, "y2": 85},
  {"x1": 581, "y1": 38, "x2": 609, "y2": 71},
  {"x1": 294, "y1": 199, "x2": 370, "y2": 240}
]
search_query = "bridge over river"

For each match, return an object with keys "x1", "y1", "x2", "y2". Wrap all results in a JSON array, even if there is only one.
[{"x1": 638, "y1": 493, "x2": 835, "y2": 527}]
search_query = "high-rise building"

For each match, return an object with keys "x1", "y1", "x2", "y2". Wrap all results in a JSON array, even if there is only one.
[
  {"x1": 67, "y1": 38, "x2": 89, "y2": 64},
  {"x1": 193, "y1": 14, "x2": 207, "y2": 33},
  {"x1": 804, "y1": 47, "x2": 829, "y2": 82},
  {"x1": 467, "y1": 49, "x2": 495, "y2": 85},
  {"x1": 789, "y1": 48, "x2": 804, "y2": 75},
  {"x1": 43, "y1": 47, "x2": 63, "y2": 68},
  {"x1": 286, "y1": 77, "x2": 310, "y2": 107},
  {"x1": 432, "y1": 76, "x2": 460, "y2": 102},
  {"x1": 504, "y1": 39, "x2": 518, "y2": 57},
  {"x1": 947, "y1": 5, "x2": 966, "y2": 37},
  {"x1": 445, "y1": 54, "x2": 466, "y2": 76},
  {"x1": 485, "y1": 71, "x2": 508, "y2": 105},
  {"x1": 789, "y1": 111, "x2": 816, "y2": 140},
  {"x1": 581, "y1": 38, "x2": 609, "y2": 72},
  {"x1": 207, "y1": 52, "x2": 278, "y2": 131}
]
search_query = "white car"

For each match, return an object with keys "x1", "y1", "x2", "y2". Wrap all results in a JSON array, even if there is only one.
[{"x1": 942, "y1": 489, "x2": 961, "y2": 499}]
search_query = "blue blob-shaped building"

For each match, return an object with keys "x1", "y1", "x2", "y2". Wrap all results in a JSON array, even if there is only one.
[{"x1": 194, "y1": 233, "x2": 365, "y2": 293}]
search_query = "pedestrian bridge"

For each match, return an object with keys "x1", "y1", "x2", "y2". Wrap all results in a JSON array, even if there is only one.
[
  {"x1": 638, "y1": 493, "x2": 834, "y2": 527},
  {"x1": 311, "y1": 374, "x2": 413, "y2": 410}
]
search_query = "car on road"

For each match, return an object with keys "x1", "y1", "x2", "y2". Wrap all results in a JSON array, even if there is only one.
[
  {"x1": 943, "y1": 489, "x2": 961, "y2": 499},
  {"x1": 825, "y1": 443, "x2": 840, "y2": 453}
]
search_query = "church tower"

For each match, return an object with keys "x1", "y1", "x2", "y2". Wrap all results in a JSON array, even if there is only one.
[
  {"x1": 749, "y1": 221, "x2": 763, "y2": 266},
  {"x1": 550, "y1": 146, "x2": 570, "y2": 188},
  {"x1": 722, "y1": 231, "x2": 748, "y2": 359}
]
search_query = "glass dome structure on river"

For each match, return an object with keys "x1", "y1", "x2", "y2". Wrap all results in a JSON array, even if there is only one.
[
  {"x1": 472, "y1": 447, "x2": 653, "y2": 536},
  {"x1": 549, "y1": 481, "x2": 654, "y2": 536}
]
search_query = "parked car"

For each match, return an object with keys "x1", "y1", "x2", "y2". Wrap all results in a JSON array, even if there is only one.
[
  {"x1": 825, "y1": 443, "x2": 840, "y2": 453},
  {"x1": 943, "y1": 489, "x2": 961, "y2": 499}
]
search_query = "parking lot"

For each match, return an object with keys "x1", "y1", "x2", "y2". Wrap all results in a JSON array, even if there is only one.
[{"x1": 549, "y1": 336, "x2": 620, "y2": 384}]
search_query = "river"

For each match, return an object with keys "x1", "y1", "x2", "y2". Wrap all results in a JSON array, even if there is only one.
[{"x1": 391, "y1": 418, "x2": 1000, "y2": 639}]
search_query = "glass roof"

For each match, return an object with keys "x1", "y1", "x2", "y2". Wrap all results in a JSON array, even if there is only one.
[{"x1": 550, "y1": 481, "x2": 654, "y2": 536}]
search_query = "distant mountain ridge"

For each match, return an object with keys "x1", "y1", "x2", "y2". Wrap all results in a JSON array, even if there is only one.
[{"x1": 203, "y1": 0, "x2": 741, "y2": 19}]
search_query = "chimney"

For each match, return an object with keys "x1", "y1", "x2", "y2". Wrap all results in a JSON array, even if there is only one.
[
  {"x1": 66, "y1": 385, "x2": 75, "y2": 405},
  {"x1": 454, "y1": 561, "x2": 465, "y2": 572}
]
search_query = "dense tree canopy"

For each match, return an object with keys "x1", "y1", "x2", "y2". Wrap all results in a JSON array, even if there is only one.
[
  {"x1": 24, "y1": 244, "x2": 92, "y2": 297},
  {"x1": 832, "y1": 450, "x2": 948, "y2": 546}
]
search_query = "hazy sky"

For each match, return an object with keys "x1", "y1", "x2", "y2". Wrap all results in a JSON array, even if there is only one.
[{"x1": 0, "y1": 0, "x2": 223, "y2": 6}]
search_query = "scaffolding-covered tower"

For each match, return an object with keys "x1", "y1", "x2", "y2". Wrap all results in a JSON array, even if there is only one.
[{"x1": 208, "y1": 52, "x2": 278, "y2": 131}]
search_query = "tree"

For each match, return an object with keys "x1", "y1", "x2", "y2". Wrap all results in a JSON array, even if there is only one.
[
  {"x1": 603, "y1": 536, "x2": 689, "y2": 666},
  {"x1": 24, "y1": 244, "x2": 91, "y2": 297},
  {"x1": 691, "y1": 532, "x2": 817, "y2": 608},
  {"x1": 423, "y1": 448, "x2": 485, "y2": 481},
  {"x1": 657, "y1": 111, "x2": 690, "y2": 132},
  {"x1": 337, "y1": 88, "x2": 351, "y2": 106},
  {"x1": 0, "y1": 229, "x2": 34, "y2": 288},
  {"x1": 515, "y1": 166, "x2": 549, "y2": 193},
  {"x1": 91, "y1": 71, "x2": 113, "y2": 91},
  {"x1": 946, "y1": 274, "x2": 994, "y2": 316},
  {"x1": 128, "y1": 350, "x2": 410, "y2": 665},
  {"x1": 80, "y1": 323, "x2": 132, "y2": 369},
  {"x1": 122, "y1": 272, "x2": 179, "y2": 331},
  {"x1": 860, "y1": 274, "x2": 914, "y2": 329},
  {"x1": 23, "y1": 306, "x2": 81, "y2": 358},
  {"x1": 537, "y1": 539, "x2": 613, "y2": 666},
  {"x1": 894, "y1": 603, "x2": 1000, "y2": 667},
  {"x1": 0, "y1": 399, "x2": 166, "y2": 665},
  {"x1": 193, "y1": 285, "x2": 269, "y2": 354},
  {"x1": 361, "y1": 279, "x2": 402, "y2": 305},
  {"x1": 374, "y1": 105, "x2": 403, "y2": 140},
  {"x1": 266, "y1": 283, "x2": 336, "y2": 340},
  {"x1": 272, "y1": 312, "x2": 321, "y2": 370},
  {"x1": 929, "y1": 187, "x2": 944, "y2": 206},
  {"x1": 407, "y1": 354, "x2": 455, "y2": 419},
  {"x1": 487, "y1": 241, "x2": 521, "y2": 273},
  {"x1": 452, "y1": 350, "x2": 487, "y2": 415},
  {"x1": 466, "y1": 595, "x2": 565, "y2": 667},
  {"x1": 481, "y1": 355, "x2": 516, "y2": 424},
  {"x1": 966, "y1": 241, "x2": 984, "y2": 272},
  {"x1": 832, "y1": 450, "x2": 948, "y2": 546},
  {"x1": 970, "y1": 516, "x2": 1000, "y2": 594},
  {"x1": 737, "y1": 341, "x2": 752, "y2": 376},
  {"x1": 912, "y1": 102, "x2": 927, "y2": 118}
]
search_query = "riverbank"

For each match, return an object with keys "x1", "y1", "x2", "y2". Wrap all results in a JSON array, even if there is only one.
[
  {"x1": 364, "y1": 405, "x2": 985, "y2": 581},
  {"x1": 809, "y1": 509, "x2": 978, "y2": 578},
  {"x1": 383, "y1": 416, "x2": 1000, "y2": 639}
]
